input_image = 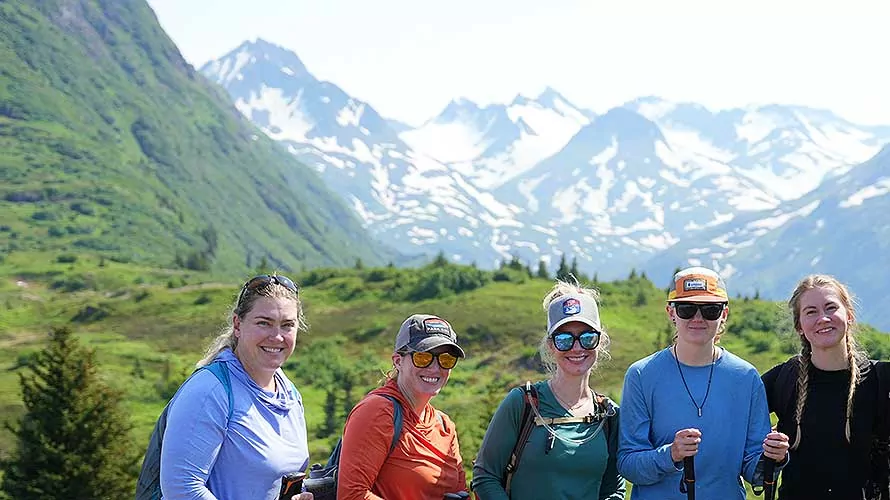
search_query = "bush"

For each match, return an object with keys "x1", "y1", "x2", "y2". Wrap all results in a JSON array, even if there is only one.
[{"x1": 56, "y1": 253, "x2": 78, "y2": 263}]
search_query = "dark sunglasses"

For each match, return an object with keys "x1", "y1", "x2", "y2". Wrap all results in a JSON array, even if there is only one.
[
  {"x1": 673, "y1": 302, "x2": 726, "y2": 321},
  {"x1": 551, "y1": 330, "x2": 601, "y2": 352},
  {"x1": 236, "y1": 274, "x2": 299, "y2": 306},
  {"x1": 403, "y1": 351, "x2": 459, "y2": 370}
]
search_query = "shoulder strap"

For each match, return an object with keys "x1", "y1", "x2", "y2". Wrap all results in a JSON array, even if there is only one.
[
  {"x1": 380, "y1": 394, "x2": 404, "y2": 455},
  {"x1": 596, "y1": 393, "x2": 618, "y2": 458},
  {"x1": 202, "y1": 361, "x2": 235, "y2": 423},
  {"x1": 504, "y1": 381, "x2": 539, "y2": 494}
]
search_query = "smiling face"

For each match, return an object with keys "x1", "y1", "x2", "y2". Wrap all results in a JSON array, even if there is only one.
[
  {"x1": 796, "y1": 286, "x2": 852, "y2": 352},
  {"x1": 392, "y1": 345, "x2": 455, "y2": 404},
  {"x1": 233, "y1": 296, "x2": 299, "y2": 389},
  {"x1": 548, "y1": 321, "x2": 599, "y2": 377}
]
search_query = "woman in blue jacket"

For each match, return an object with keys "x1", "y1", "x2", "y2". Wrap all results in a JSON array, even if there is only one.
[{"x1": 160, "y1": 274, "x2": 313, "y2": 500}]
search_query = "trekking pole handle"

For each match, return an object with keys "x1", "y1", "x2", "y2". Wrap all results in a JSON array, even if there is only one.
[
  {"x1": 683, "y1": 456, "x2": 695, "y2": 500},
  {"x1": 763, "y1": 458, "x2": 777, "y2": 500}
]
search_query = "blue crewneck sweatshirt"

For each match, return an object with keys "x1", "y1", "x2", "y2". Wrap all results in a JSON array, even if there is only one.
[
  {"x1": 617, "y1": 347, "x2": 771, "y2": 500},
  {"x1": 160, "y1": 349, "x2": 309, "y2": 500}
]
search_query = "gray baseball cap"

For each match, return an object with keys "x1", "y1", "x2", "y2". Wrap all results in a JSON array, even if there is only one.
[
  {"x1": 394, "y1": 314, "x2": 466, "y2": 357},
  {"x1": 547, "y1": 293, "x2": 602, "y2": 334}
]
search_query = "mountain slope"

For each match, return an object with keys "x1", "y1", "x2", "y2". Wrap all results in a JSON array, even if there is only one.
[
  {"x1": 643, "y1": 145, "x2": 890, "y2": 331},
  {"x1": 0, "y1": 0, "x2": 394, "y2": 274},
  {"x1": 200, "y1": 39, "x2": 524, "y2": 265},
  {"x1": 400, "y1": 88, "x2": 593, "y2": 189}
]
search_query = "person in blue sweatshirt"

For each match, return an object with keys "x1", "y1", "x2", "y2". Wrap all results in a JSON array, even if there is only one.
[
  {"x1": 617, "y1": 266, "x2": 789, "y2": 499},
  {"x1": 160, "y1": 274, "x2": 313, "y2": 500}
]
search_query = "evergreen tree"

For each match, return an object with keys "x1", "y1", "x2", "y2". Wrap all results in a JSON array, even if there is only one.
[
  {"x1": 536, "y1": 259, "x2": 549, "y2": 279},
  {"x1": 555, "y1": 254, "x2": 570, "y2": 281},
  {"x1": 569, "y1": 257, "x2": 580, "y2": 280},
  {"x1": 1, "y1": 327, "x2": 138, "y2": 499}
]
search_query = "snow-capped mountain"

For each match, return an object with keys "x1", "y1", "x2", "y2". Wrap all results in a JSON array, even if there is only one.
[
  {"x1": 201, "y1": 40, "x2": 890, "y2": 313},
  {"x1": 625, "y1": 97, "x2": 890, "y2": 200},
  {"x1": 643, "y1": 145, "x2": 890, "y2": 331},
  {"x1": 200, "y1": 39, "x2": 523, "y2": 261},
  {"x1": 400, "y1": 87, "x2": 594, "y2": 189}
]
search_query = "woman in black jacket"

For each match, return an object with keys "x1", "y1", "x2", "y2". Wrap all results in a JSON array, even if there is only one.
[{"x1": 762, "y1": 274, "x2": 886, "y2": 499}]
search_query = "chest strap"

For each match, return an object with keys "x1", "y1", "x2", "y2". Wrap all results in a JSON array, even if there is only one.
[{"x1": 535, "y1": 415, "x2": 600, "y2": 426}]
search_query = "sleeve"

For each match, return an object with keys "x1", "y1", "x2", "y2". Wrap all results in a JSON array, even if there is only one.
[
  {"x1": 599, "y1": 408, "x2": 627, "y2": 500},
  {"x1": 159, "y1": 371, "x2": 230, "y2": 500},
  {"x1": 616, "y1": 364, "x2": 682, "y2": 485},
  {"x1": 742, "y1": 371, "x2": 774, "y2": 484},
  {"x1": 336, "y1": 395, "x2": 397, "y2": 500},
  {"x1": 761, "y1": 363, "x2": 783, "y2": 414},
  {"x1": 470, "y1": 388, "x2": 525, "y2": 500}
]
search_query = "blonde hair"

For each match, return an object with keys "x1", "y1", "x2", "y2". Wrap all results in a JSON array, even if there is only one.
[
  {"x1": 787, "y1": 274, "x2": 864, "y2": 449},
  {"x1": 196, "y1": 275, "x2": 305, "y2": 368},
  {"x1": 538, "y1": 278, "x2": 612, "y2": 374}
]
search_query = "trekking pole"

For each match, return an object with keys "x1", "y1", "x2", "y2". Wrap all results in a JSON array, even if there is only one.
[
  {"x1": 683, "y1": 456, "x2": 695, "y2": 500},
  {"x1": 763, "y1": 458, "x2": 777, "y2": 500}
]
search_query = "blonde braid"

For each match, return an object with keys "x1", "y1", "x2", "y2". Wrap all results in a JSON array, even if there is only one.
[
  {"x1": 791, "y1": 343, "x2": 811, "y2": 450},
  {"x1": 844, "y1": 331, "x2": 862, "y2": 443}
]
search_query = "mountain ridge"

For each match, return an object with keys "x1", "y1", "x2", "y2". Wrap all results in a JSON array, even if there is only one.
[{"x1": 0, "y1": 0, "x2": 396, "y2": 274}]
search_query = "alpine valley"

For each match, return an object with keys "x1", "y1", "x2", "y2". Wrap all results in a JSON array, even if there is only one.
[{"x1": 201, "y1": 39, "x2": 890, "y2": 330}]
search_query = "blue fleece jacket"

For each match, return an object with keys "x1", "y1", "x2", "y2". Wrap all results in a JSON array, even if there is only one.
[{"x1": 160, "y1": 349, "x2": 309, "y2": 500}]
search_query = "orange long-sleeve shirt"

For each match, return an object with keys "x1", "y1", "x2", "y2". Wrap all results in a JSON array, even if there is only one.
[{"x1": 337, "y1": 380, "x2": 467, "y2": 500}]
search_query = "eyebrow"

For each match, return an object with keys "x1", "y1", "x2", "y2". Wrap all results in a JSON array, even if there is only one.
[{"x1": 254, "y1": 315, "x2": 296, "y2": 322}]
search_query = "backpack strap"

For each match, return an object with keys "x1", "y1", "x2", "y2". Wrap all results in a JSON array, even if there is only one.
[
  {"x1": 504, "y1": 381, "x2": 539, "y2": 495},
  {"x1": 202, "y1": 361, "x2": 235, "y2": 424},
  {"x1": 380, "y1": 394, "x2": 404, "y2": 455}
]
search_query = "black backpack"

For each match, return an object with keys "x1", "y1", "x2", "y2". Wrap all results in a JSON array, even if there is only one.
[
  {"x1": 303, "y1": 394, "x2": 404, "y2": 500},
  {"x1": 769, "y1": 358, "x2": 890, "y2": 499}
]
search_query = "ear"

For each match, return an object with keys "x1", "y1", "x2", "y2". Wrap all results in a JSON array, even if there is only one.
[
  {"x1": 232, "y1": 313, "x2": 241, "y2": 337},
  {"x1": 391, "y1": 352, "x2": 402, "y2": 368}
]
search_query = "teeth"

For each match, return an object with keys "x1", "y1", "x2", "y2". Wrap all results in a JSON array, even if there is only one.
[
  {"x1": 420, "y1": 376, "x2": 439, "y2": 383},
  {"x1": 261, "y1": 347, "x2": 283, "y2": 353}
]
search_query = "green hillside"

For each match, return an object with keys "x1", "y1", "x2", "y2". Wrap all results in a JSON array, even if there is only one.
[
  {"x1": 2, "y1": 254, "x2": 889, "y2": 497},
  {"x1": 0, "y1": 0, "x2": 396, "y2": 275}
]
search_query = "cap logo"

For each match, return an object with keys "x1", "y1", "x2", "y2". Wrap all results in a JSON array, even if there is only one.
[
  {"x1": 683, "y1": 278, "x2": 707, "y2": 292},
  {"x1": 563, "y1": 298, "x2": 581, "y2": 315},
  {"x1": 423, "y1": 318, "x2": 451, "y2": 336}
]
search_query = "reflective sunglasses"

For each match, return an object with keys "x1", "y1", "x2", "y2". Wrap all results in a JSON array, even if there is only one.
[
  {"x1": 551, "y1": 330, "x2": 601, "y2": 352},
  {"x1": 673, "y1": 302, "x2": 726, "y2": 321},
  {"x1": 236, "y1": 274, "x2": 299, "y2": 306},
  {"x1": 404, "y1": 351, "x2": 460, "y2": 370}
]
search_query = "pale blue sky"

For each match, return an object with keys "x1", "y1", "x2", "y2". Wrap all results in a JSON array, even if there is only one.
[{"x1": 147, "y1": 0, "x2": 889, "y2": 126}]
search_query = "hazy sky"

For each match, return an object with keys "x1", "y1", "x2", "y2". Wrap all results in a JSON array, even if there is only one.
[{"x1": 147, "y1": 0, "x2": 889, "y2": 126}]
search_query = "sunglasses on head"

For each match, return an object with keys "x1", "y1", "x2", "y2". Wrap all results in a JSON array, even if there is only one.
[
  {"x1": 403, "y1": 350, "x2": 459, "y2": 370},
  {"x1": 236, "y1": 274, "x2": 299, "y2": 306},
  {"x1": 673, "y1": 302, "x2": 726, "y2": 321},
  {"x1": 551, "y1": 330, "x2": 601, "y2": 352}
]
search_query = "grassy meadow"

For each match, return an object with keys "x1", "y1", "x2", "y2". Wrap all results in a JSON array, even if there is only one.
[{"x1": 2, "y1": 250, "x2": 889, "y2": 498}]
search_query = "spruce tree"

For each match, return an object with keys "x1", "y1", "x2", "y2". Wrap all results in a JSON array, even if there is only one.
[
  {"x1": 536, "y1": 259, "x2": 549, "y2": 279},
  {"x1": 1, "y1": 326, "x2": 138, "y2": 499},
  {"x1": 555, "y1": 254, "x2": 570, "y2": 281}
]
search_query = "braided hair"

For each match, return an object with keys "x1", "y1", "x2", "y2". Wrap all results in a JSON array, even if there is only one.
[{"x1": 787, "y1": 274, "x2": 864, "y2": 449}]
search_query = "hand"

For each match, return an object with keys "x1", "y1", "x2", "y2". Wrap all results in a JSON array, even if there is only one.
[
  {"x1": 671, "y1": 428, "x2": 702, "y2": 462},
  {"x1": 292, "y1": 493, "x2": 313, "y2": 500},
  {"x1": 762, "y1": 430, "x2": 789, "y2": 462}
]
